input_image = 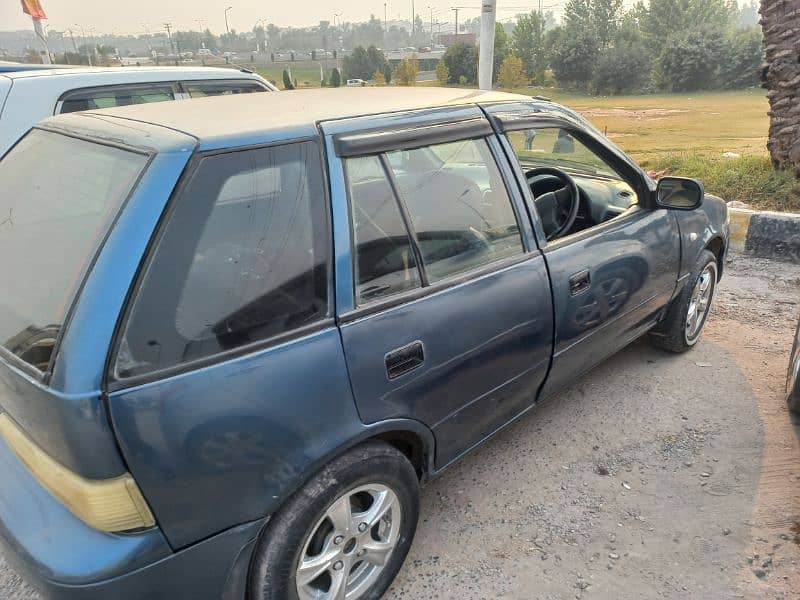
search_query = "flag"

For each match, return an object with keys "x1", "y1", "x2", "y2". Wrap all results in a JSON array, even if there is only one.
[{"x1": 21, "y1": 0, "x2": 47, "y2": 20}]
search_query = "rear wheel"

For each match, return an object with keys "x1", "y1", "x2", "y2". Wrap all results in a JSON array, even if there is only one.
[
  {"x1": 249, "y1": 442, "x2": 419, "y2": 600},
  {"x1": 650, "y1": 250, "x2": 717, "y2": 353}
]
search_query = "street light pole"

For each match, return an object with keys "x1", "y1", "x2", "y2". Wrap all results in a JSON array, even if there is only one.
[
  {"x1": 478, "y1": 0, "x2": 496, "y2": 90},
  {"x1": 224, "y1": 6, "x2": 233, "y2": 35}
]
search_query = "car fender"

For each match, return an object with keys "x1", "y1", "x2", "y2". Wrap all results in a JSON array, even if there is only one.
[{"x1": 672, "y1": 194, "x2": 729, "y2": 292}]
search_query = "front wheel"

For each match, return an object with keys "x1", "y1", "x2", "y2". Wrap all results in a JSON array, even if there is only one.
[
  {"x1": 249, "y1": 442, "x2": 420, "y2": 600},
  {"x1": 649, "y1": 249, "x2": 718, "y2": 353}
]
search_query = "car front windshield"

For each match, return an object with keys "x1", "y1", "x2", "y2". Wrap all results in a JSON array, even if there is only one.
[{"x1": 0, "y1": 129, "x2": 147, "y2": 372}]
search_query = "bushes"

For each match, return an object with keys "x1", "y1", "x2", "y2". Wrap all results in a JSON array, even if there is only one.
[
  {"x1": 282, "y1": 69, "x2": 294, "y2": 90},
  {"x1": 435, "y1": 60, "x2": 450, "y2": 86},
  {"x1": 344, "y1": 46, "x2": 389, "y2": 81},
  {"x1": 646, "y1": 153, "x2": 800, "y2": 212},
  {"x1": 593, "y1": 39, "x2": 650, "y2": 94},
  {"x1": 330, "y1": 68, "x2": 341, "y2": 87},
  {"x1": 498, "y1": 54, "x2": 528, "y2": 89},
  {"x1": 394, "y1": 56, "x2": 419, "y2": 86},
  {"x1": 443, "y1": 43, "x2": 478, "y2": 85}
]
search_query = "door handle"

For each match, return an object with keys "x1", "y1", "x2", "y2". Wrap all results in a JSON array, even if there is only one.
[
  {"x1": 385, "y1": 341, "x2": 425, "y2": 380},
  {"x1": 569, "y1": 269, "x2": 591, "y2": 296}
]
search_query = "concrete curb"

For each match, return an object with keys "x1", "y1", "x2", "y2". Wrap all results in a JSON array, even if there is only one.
[{"x1": 729, "y1": 205, "x2": 800, "y2": 263}]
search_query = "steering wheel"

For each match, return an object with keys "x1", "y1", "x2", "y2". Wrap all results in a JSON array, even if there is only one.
[{"x1": 526, "y1": 167, "x2": 581, "y2": 241}]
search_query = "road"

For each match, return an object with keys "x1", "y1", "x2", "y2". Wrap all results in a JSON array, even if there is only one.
[{"x1": 2, "y1": 253, "x2": 799, "y2": 599}]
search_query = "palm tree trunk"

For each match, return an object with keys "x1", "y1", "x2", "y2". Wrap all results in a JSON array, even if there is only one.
[{"x1": 760, "y1": 0, "x2": 800, "y2": 175}]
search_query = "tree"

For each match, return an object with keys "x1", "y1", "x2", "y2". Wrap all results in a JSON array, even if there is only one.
[
  {"x1": 373, "y1": 69, "x2": 386, "y2": 85},
  {"x1": 639, "y1": 0, "x2": 735, "y2": 54},
  {"x1": 512, "y1": 11, "x2": 548, "y2": 84},
  {"x1": 282, "y1": 69, "x2": 295, "y2": 90},
  {"x1": 550, "y1": 28, "x2": 599, "y2": 89},
  {"x1": 498, "y1": 53, "x2": 527, "y2": 89},
  {"x1": 330, "y1": 67, "x2": 341, "y2": 87},
  {"x1": 383, "y1": 64, "x2": 393, "y2": 84},
  {"x1": 443, "y1": 43, "x2": 478, "y2": 85},
  {"x1": 394, "y1": 55, "x2": 419, "y2": 85},
  {"x1": 343, "y1": 45, "x2": 388, "y2": 80},
  {"x1": 718, "y1": 26, "x2": 762, "y2": 89},
  {"x1": 492, "y1": 22, "x2": 510, "y2": 83},
  {"x1": 436, "y1": 59, "x2": 450, "y2": 86},
  {"x1": 760, "y1": 0, "x2": 800, "y2": 174},
  {"x1": 656, "y1": 26, "x2": 723, "y2": 91}
]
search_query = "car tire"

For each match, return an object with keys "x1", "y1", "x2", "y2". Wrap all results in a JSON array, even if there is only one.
[
  {"x1": 649, "y1": 249, "x2": 718, "y2": 353},
  {"x1": 248, "y1": 442, "x2": 420, "y2": 600}
]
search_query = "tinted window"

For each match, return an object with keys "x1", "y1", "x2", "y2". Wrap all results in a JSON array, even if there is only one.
[
  {"x1": 115, "y1": 141, "x2": 329, "y2": 378},
  {"x1": 387, "y1": 139, "x2": 523, "y2": 282},
  {"x1": 183, "y1": 80, "x2": 267, "y2": 98},
  {"x1": 0, "y1": 130, "x2": 147, "y2": 371},
  {"x1": 59, "y1": 84, "x2": 176, "y2": 114},
  {"x1": 346, "y1": 156, "x2": 421, "y2": 305}
]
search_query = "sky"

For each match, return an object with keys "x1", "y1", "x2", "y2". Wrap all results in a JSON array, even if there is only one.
[{"x1": 2, "y1": 0, "x2": 582, "y2": 36}]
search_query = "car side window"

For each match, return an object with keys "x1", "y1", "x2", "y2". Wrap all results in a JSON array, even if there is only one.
[
  {"x1": 114, "y1": 141, "x2": 329, "y2": 379},
  {"x1": 345, "y1": 155, "x2": 422, "y2": 305},
  {"x1": 182, "y1": 80, "x2": 268, "y2": 98},
  {"x1": 386, "y1": 138, "x2": 524, "y2": 282},
  {"x1": 58, "y1": 84, "x2": 177, "y2": 114},
  {"x1": 506, "y1": 126, "x2": 639, "y2": 240}
]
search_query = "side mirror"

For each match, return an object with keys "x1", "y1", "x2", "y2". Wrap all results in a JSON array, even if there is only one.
[{"x1": 656, "y1": 176, "x2": 704, "y2": 210}]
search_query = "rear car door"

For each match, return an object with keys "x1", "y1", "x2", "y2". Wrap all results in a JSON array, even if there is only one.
[
  {"x1": 106, "y1": 140, "x2": 360, "y2": 549},
  {"x1": 327, "y1": 113, "x2": 553, "y2": 469}
]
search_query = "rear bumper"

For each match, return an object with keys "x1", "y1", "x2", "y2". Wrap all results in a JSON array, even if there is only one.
[{"x1": 0, "y1": 427, "x2": 263, "y2": 599}]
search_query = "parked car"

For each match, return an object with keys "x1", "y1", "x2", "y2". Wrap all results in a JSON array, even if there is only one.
[
  {"x1": 346, "y1": 78, "x2": 367, "y2": 86},
  {"x1": 0, "y1": 88, "x2": 728, "y2": 599},
  {"x1": 787, "y1": 318, "x2": 800, "y2": 413},
  {"x1": 0, "y1": 65, "x2": 277, "y2": 158},
  {"x1": 0, "y1": 60, "x2": 73, "y2": 73}
]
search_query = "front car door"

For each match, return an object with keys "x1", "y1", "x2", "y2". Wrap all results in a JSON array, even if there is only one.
[
  {"x1": 324, "y1": 108, "x2": 553, "y2": 469},
  {"x1": 486, "y1": 103, "x2": 680, "y2": 398}
]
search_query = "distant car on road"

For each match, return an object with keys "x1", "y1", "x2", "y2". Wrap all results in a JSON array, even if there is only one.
[
  {"x1": 346, "y1": 78, "x2": 367, "y2": 86},
  {"x1": 0, "y1": 88, "x2": 728, "y2": 600},
  {"x1": 0, "y1": 65, "x2": 277, "y2": 158}
]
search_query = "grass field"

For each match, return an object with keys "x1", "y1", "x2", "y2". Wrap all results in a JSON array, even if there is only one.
[
  {"x1": 255, "y1": 67, "x2": 325, "y2": 87},
  {"x1": 507, "y1": 86, "x2": 800, "y2": 211}
]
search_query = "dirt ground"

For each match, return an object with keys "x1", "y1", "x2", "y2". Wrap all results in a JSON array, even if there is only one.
[{"x1": 1, "y1": 252, "x2": 799, "y2": 599}]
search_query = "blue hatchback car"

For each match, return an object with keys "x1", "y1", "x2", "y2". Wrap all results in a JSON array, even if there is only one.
[{"x1": 0, "y1": 88, "x2": 728, "y2": 599}]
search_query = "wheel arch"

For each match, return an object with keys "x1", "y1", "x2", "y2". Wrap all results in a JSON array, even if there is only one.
[{"x1": 705, "y1": 235, "x2": 726, "y2": 280}]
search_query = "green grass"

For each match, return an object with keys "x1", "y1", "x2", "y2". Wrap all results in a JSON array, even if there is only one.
[
  {"x1": 646, "y1": 153, "x2": 800, "y2": 212},
  {"x1": 254, "y1": 67, "x2": 324, "y2": 88},
  {"x1": 504, "y1": 86, "x2": 800, "y2": 211}
]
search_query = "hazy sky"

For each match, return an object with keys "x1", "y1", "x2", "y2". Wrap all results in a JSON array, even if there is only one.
[{"x1": 2, "y1": 1, "x2": 578, "y2": 35}]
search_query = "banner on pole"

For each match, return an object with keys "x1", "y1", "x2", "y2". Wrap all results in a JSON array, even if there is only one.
[{"x1": 21, "y1": 0, "x2": 47, "y2": 20}]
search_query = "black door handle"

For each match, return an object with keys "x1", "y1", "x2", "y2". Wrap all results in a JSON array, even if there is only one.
[
  {"x1": 569, "y1": 269, "x2": 591, "y2": 296},
  {"x1": 385, "y1": 341, "x2": 425, "y2": 379}
]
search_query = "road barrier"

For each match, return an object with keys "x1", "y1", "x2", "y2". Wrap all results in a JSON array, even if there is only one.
[{"x1": 728, "y1": 203, "x2": 800, "y2": 263}]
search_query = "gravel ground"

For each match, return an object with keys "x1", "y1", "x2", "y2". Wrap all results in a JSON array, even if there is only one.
[{"x1": 2, "y1": 252, "x2": 800, "y2": 599}]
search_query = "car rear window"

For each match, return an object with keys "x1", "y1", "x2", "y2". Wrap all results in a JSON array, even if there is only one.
[{"x1": 0, "y1": 129, "x2": 147, "y2": 372}]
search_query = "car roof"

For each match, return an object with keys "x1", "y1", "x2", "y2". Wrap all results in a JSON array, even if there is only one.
[
  {"x1": 1, "y1": 65, "x2": 262, "y2": 81},
  {"x1": 57, "y1": 87, "x2": 533, "y2": 150}
]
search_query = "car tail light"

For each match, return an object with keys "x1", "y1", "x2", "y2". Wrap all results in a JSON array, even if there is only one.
[{"x1": 0, "y1": 414, "x2": 155, "y2": 532}]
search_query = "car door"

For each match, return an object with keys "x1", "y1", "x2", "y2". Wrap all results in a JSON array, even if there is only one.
[
  {"x1": 492, "y1": 111, "x2": 680, "y2": 399},
  {"x1": 328, "y1": 115, "x2": 553, "y2": 469}
]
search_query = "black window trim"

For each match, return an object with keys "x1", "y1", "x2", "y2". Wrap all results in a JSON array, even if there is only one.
[
  {"x1": 334, "y1": 117, "x2": 493, "y2": 158},
  {"x1": 176, "y1": 78, "x2": 271, "y2": 96},
  {"x1": 341, "y1": 134, "x2": 531, "y2": 321},
  {"x1": 0, "y1": 126, "x2": 154, "y2": 384},
  {"x1": 105, "y1": 135, "x2": 334, "y2": 392},
  {"x1": 54, "y1": 81, "x2": 182, "y2": 115}
]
